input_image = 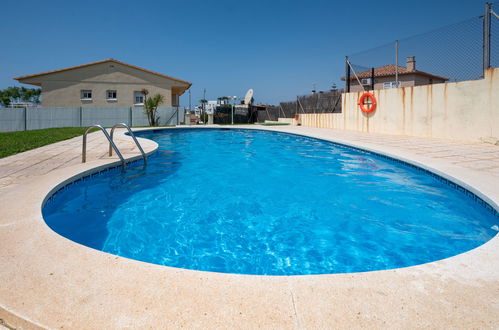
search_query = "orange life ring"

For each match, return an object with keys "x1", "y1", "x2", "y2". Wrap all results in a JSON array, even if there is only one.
[{"x1": 358, "y1": 92, "x2": 377, "y2": 113}]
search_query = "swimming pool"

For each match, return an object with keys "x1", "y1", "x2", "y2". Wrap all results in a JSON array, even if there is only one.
[{"x1": 42, "y1": 128, "x2": 498, "y2": 275}]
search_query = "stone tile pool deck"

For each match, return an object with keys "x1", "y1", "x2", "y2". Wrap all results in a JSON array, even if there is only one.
[{"x1": 0, "y1": 126, "x2": 498, "y2": 329}]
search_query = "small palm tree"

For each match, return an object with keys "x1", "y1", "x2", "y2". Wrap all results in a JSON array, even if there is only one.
[
  {"x1": 199, "y1": 99, "x2": 208, "y2": 111},
  {"x1": 144, "y1": 92, "x2": 164, "y2": 126}
]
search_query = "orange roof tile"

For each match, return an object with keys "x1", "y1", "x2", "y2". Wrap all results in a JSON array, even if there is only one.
[{"x1": 342, "y1": 64, "x2": 448, "y2": 81}]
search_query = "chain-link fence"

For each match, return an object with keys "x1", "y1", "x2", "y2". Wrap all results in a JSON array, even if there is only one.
[
  {"x1": 257, "y1": 91, "x2": 342, "y2": 122},
  {"x1": 256, "y1": 106, "x2": 279, "y2": 122},
  {"x1": 491, "y1": 2, "x2": 499, "y2": 68},
  {"x1": 345, "y1": 3, "x2": 499, "y2": 91},
  {"x1": 213, "y1": 105, "x2": 256, "y2": 124}
]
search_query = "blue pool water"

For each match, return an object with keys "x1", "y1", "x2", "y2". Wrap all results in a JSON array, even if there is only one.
[{"x1": 43, "y1": 129, "x2": 498, "y2": 275}]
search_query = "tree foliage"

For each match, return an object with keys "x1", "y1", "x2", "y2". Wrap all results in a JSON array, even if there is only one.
[
  {"x1": 0, "y1": 86, "x2": 41, "y2": 107},
  {"x1": 199, "y1": 112, "x2": 208, "y2": 123},
  {"x1": 217, "y1": 96, "x2": 230, "y2": 104}
]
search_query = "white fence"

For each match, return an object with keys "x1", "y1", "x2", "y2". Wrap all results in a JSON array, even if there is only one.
[{"x1": 0, "y1": 106, "x2": 185, "y2": 132}]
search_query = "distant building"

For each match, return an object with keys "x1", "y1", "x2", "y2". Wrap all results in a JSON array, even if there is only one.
[
  {"x1": 205, "y1": 101, "x2": 218, "y2": 114},
  {"x1": 342, "y1": 56, "x2": 448, "y2": 92},
  {"x1": 14, "y1": 58, "x2": 191, "y2": 107},
  {"x1": 194, "y1": 101, "x2": 218, "y2": 115}
]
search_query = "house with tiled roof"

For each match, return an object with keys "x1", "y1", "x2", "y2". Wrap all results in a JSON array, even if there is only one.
[
  {"x1": 14, "y1": 59, "x2": 191, "y2": 107},
  {"x1": 342, "y1": 56, "x2": 448, "y2": 92}
]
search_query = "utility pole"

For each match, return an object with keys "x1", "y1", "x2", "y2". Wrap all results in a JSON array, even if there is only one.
[{"x1": 188, "y1": 88, "x2": 191, "y2": 111}]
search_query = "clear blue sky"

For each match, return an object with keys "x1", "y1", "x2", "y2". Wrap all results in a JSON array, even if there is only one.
[{"x1": 0, "y1": 0, "x2": 489, "y2": 106}]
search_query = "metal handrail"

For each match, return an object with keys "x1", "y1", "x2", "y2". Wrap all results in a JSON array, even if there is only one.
[
  {"x1": 82, "y1": 125, "x2": 126, "y2": 168},
  {"x1": 109, "y1": 123, "x2": 147, "y2": 165}
]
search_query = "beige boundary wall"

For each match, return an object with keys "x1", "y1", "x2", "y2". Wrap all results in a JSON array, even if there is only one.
[{"x1": 300, "y1": 68, "x2": 499, "y2": 143}]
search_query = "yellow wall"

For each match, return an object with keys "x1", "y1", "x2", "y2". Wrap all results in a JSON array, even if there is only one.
[
  {"x1": 300, "y1": 68, "x2": 499, "y2": 143},
  {"x1": 22, "y1": 62, "x2": 189, "y2": 107}
]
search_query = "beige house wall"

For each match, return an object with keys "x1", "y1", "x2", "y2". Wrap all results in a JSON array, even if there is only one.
[
  {"x1": 26, "y1": 62, "x2": 182, "y2": 107},
  {"x1": 300, "y1": 68, "x2": 499, "y2": 143},
  {"x1": 349, "y1": 74, "x2": 447, "y2": 92}
]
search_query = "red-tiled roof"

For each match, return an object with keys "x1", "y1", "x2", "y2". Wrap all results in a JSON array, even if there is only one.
[{"x1": 341, "y1": 64, "x2": 448, "y2": 81}]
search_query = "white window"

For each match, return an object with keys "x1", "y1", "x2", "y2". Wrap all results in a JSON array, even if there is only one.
[
  {"x1": 107, "y1": 90, "x2": 117, "y2": 100},
  {"x1": 134, "y1": 91, "x2": 144, "y2": 105},
  {"x1": 383, "y1": 81, "x2": 401, "y2": 89},
  {"x1": 81, "y1": 90, "x2": 92, "y2": 100}
]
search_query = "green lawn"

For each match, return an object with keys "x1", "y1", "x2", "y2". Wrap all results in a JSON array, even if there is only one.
[{"x1": 0, "y1": 127, "x2": 98, "y2": 159}]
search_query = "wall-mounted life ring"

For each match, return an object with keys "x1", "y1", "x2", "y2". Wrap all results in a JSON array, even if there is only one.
[{"x1": 358, "y1": 92, "x2": 377, "y2": 113}]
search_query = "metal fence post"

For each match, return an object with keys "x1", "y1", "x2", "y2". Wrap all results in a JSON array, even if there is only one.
[
  {"x1": 79, "y1": 107, "x2": 83, "y2": 127},
  {"x1": 395, "y1": 40, "x2": 399, "y2": 86},
  {"x1": 483, "y1": 2, "x2": 491, "y2": 74},
  {"x1": 129, "y1": 107, "x2": 133, "y2": 127},
  {"x1": 345, "y1": 56, "x2": 351, "y2": 93},
  {"x1": 371, "y1": 68, "x2": 375, "y2": 90},
  {"x1": 24, "y1": 107, "x2": 27, "y2": 131}
]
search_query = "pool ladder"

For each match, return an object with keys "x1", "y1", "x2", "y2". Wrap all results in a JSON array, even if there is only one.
[{"x1": 82, "y1": 123, "x2": 147, "y2": 168}]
